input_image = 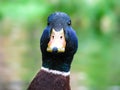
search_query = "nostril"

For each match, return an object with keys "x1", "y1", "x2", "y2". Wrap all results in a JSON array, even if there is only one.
[{"x1": 52, "y1": 47, "x2": 58, "y2": 53}]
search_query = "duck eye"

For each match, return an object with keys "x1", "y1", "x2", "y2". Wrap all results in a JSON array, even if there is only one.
[
  {"x1": 68, "y1": 20, "x2": 71, "y2": 25},
  {"x1": 47, "y1": 22, "x2": 50, "y2": 25},
  {"x1": 60, "y1": 36, "x2": 62, "y2": 39},
  {"x1": 52, "y1": 35, "x2": 54, "y2": 39}
]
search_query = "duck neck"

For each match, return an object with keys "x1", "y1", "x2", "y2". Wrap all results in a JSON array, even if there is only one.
[{"x1": 41, "y1": 53, "x2": 73, "y2": 74}]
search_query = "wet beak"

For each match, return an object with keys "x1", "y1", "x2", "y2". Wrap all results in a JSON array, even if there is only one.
[{"x1": 47, "y1": 28, "x2": 66, "y2": 53}]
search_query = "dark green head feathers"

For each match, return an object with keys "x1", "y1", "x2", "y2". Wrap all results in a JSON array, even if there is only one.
[{"x1": 40, "y1": 12, "x2": 78, "y2": 72}]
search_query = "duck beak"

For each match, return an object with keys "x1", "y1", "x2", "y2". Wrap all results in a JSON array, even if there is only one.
[{"x1": 47, "y1": 28, "x2": 66, "y2": 53}]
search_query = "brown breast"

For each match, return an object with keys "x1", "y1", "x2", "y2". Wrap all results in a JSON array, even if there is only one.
[{"x1": 27, "y1": 70, "x2": 70, "y2": 90}]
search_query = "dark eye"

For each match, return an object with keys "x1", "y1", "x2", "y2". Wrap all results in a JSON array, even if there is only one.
[
  {"x1": 68, "y1": 20, "x2": 71, "y2": 25},
  {"x1": 52, "y1": 35, "x2": 54, "y2": 39},
  {"x1": 60, "y1": 36, "x2": 62, "y2": 39},
  {"x1": 47, "y1": 22, "x2": 50, "y2": 25}
]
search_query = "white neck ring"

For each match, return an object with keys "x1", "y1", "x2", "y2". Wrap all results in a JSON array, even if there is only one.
[{"x1": 41, "y1": 67, "x2": 70, "y2": 76}]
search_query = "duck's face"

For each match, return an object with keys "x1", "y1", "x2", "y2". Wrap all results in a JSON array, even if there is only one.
[
  {"x1": 40, "y1": 12, "x2": 78, "y2": 57},
  {"x1": 46, "y1": 12, "x2": 71, "y2": 53},
  {"x1": 47, "y1": 28, "x2": 66, "y2": 53},
  {"x1": 40, "y1": 12, "x2": 78, "y2": 71}
]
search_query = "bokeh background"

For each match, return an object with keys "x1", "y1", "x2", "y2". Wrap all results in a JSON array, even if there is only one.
[{"x1": 0, "y1": 0, "x2": 120, "y2": 90}]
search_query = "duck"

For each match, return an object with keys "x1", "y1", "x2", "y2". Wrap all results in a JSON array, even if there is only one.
[{"x1": 27, "y1": 12, "x2": 78, "y2": 90}]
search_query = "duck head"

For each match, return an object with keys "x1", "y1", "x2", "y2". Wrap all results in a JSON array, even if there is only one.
[{"x1": 40, "y1": 12, "x2": 78, "y2": 72}]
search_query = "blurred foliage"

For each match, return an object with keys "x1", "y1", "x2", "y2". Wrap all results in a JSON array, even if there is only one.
[{"x1": 0, "y1": 0, "x2": 120, "y2": 90}]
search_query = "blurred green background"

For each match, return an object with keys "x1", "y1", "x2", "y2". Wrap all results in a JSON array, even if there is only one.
[{"x1": 0, "y1": 0, "x2": 120, "y2": 90}]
